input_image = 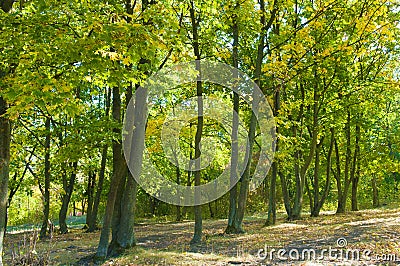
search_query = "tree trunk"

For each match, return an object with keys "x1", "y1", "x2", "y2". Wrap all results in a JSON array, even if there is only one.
[
  {"x1": 234, "y1": 0, "x2": 278, "y2": 232},
  {"x1": 108, "y1": 0, "x2": 151, "y2": 252},
  {"x1": 40, "y1": 117, "x2": 51, "y2": 239},
  {"x1": 115, "y1": 172, "x2": 137, "y2": 248},
  {"x1": 88, "y1": 87, "x2": 111, "y2": 232},
  {"x1": 59, "y1": 162, "x2": 78, "y2": 234},
  {"x1": 234, "y1": 109, "x2": 256, "y2": 232},
  {"x1": 292, "y1": 80, "x2": 319, "y2": 220},
  {"x1": 0, "y1": 96, "x2": 11, "y2": 266},
  {"x1": 82, "y1": 199, "x2": 86, "y2": 215},
  {"x1": 114, "y1": 80, "x2": 146, "y2": 250},
  {"x1": 226, "y1": 6, "x2": 240, "y2": 234},
  {"x1": 189, "y1": 0, "x2": 203, "y2": 245},
  {"x1": 310, "y1": 139, "x2": 322, "y2": 217},
  {"x1": 351, "y1": 124, "x2": 360, "y2": 211},
  {"x1": 96, "y1": 86, "x2": 125, "y2": 259},
  {"x1": 0, "y1": 0, "x2": 15, "y2": 12},
  {"x1": 351, "y1": 167, "x2": 359, "y2": 211},
  {"x1": 337, "y1": 110, "x2": 352, "y2": 214},
  {"x1": 372, "y1": 174, "x2": 379, "y2": 207},
  {"x1": 108, "y1": 173, "x2": 126, "y2": 255},
  {"x1": 87, "y1": 146, "x2": 108, "y2": 232},
  {"x1": 266, "y1": 86, "x2": 280, "y2": 226},
  {"x1": 208, "y1": 202, "x2": 214, "y2": 218},
  {"x1": 182, "y1": 153, "x2": 193, "y2": 218},
  {"x1": 174, "y1": 150, "x2": 182, "y2": 222},
  {"x1": 85, "y1": 171, "x2": 96, "y2": 229},
  {"x1": 265, "y1": 10, "x2": 281, "y2": 225},
  {"x1": 6, "y1": 147, "x2": 35, "y2": 235},
  {"x1": 311, "y1": 128, "x2": 334, "y2": 217}
]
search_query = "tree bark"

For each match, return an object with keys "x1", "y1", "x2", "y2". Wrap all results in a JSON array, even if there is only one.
[
  {"x1": 88, "y1": 87, "x2": 111, "y2": 232},
  {"x1": 59, "y1": 162, "x2": 78, "y2": 234},
  {"x1": 351, "y1": 124, "x2": 360, "y2": 211},
  {"x1": 6, "y1": 147, "x2": 34, "y2": 234},
  {"x1": 40, "y1": 117, "x2": 51, "y2": 239},
  {"x1": 174, "y1": 149, "x2": 182, "y2": 221},
  {"x1": 189, "y1": 0, "x2": 203, "y2": 245},
  {"x1": 336, "y1": 110, "x2": 352, "y2": 214},
  {"x1": 85, "y1": 171, "x2": 95, "y2": 230},
  {"x1": 87, "y1": 146, "x2": 108, "y2": 232},
  {"x1": 311, "y1": 128, "x2": 334, "y2": 217},
  {"x1": 372, "y1": 174, "x2": 379, "y2": 207},
  {"x1": 226, "y1": 3, "x2": 240, "y2": 234},
  {"x1": 0, "y1": 96, "x2": 11, "y2": 266},
  {"x1": 291, "y1": 80, "x2": 319, "y2": 220},
  {"x1": 108, "y1": 173, "x2": 126, "y2": 255},
  {"x1": 96, "y1": 86, "x2": 125, "y2": 259},
  {"x1": 114, "y1": 81, "x2": 145, "y2": 250},
  {"x1": 266, "y1": 85, "x2": 280, "y2": 226},
  {"x1": 0, "y1": 0, "x2": 14, "y2": 12},
  {"x1": 235, "y1": 0, "x2": 266, "y2": 232},
  {"x1": 108, "y1": 0, "x2": 150, "y2": 252}
]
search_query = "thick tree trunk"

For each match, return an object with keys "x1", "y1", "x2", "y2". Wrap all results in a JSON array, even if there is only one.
[
  {"x1": 336, "y1": 196, "x2": 346, "y2": 214},
  {"x1": 115, "y1": 173, "x2": 137, "y2": 248},
  {"x1": 40, "y1": 117, "x2": 51, "y2": 239},
  {"x1": 108, "y1": 173, "x2": 126, "y2": 255},
  {"x1": 0, "y1": 0, "x2": 15, "y2": 12},
  {"x1": 0, "y1": 96, "x2": 11, "y2": 266},
  {"x1": 96, "y1": 86, "x2": 125, "y2": 259},
  {"x1": 59, "y1": 162, "x2": 78, "y2": 234},
  {"x1": 108, "y1": 0, "x2": 150, "y2": 252},
  {"x1": 115, "y1": 81, "x2": 146, "y2": 250}
]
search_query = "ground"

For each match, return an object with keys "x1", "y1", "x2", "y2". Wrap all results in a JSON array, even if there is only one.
[{"x1": 3, "y1": 207, "x2": 400, "y2": 265}]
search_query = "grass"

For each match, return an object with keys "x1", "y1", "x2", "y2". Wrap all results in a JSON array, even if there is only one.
[
  {"x1": 6, "y1": 216, "x2": 87, "y2": 234},
  {"x1": 3, "y1": 206, "x2": 400, "y2": 265}
]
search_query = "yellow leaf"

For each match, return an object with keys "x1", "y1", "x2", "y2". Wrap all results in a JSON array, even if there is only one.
[{"x1": 43, "y1": 85, "x2": 52, "y2": 92}]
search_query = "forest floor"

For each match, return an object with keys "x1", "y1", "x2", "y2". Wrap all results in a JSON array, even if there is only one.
[{"x1": 3, "y1": 207, "x2": 400, "y2": 265}]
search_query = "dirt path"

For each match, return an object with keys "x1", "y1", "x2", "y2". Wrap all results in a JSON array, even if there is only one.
[{"x1": 3, "y1": 208, "x2": 400, "y2": 265}]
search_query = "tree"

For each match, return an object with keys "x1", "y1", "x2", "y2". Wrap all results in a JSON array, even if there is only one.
[
  {"x1": 0, "y1": 97, "x2": 11, "y2": 266},
  {"x1": 189, "y1": 0, "x2": 204, "y2": 245},
  {"x1": 1, "y1": 2, "x2": 15, "y2": 265}
]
